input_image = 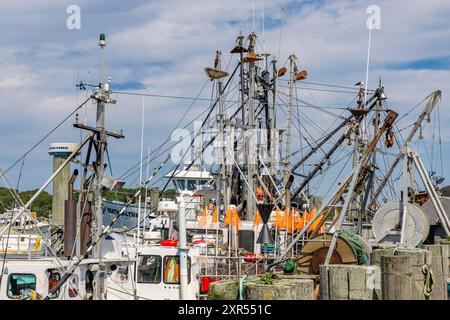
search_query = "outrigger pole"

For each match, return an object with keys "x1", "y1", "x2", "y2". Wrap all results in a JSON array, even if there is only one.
[
  {"x1": 289, "y1": 88, "x2": 384, "y2": 201},
  {"x1": 45, "y1": 155, "x2": 170, "y2": 300},
  {"x1": 368, "y1": 90, "x2": 442, "y2": 211},
  {"x1": 0, "y1": 133, "x2": 92, "y2": 239}
]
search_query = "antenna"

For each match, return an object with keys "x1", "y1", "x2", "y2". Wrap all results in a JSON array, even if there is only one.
[
  {"x1": 252, "y1": 0, "x2": 255, "y2": 32},
  {"x1": 246, "y1": 1, "x2": 249, "y2": 35},
  {"x1": 362, "y1": 19, "x2": 374, "y2": 141},
  {"x1": 262, "y1": 4, "x2": 265, "y2": 53}
]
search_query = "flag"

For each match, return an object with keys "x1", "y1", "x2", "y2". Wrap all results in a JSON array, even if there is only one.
[
  {"x1": 231, "y1": 206, "x2": 242, "y2": 230},
  {"x1": 307, "y1": 208, "x2": 317, "y2": 233},
  {"x1": 308, "y1": 207, "x2": 326, "y2": 234},
  {"x1": 211, "y1": 206, "x2": 219, "y2": 224},
  {"x1": 293, "y1": 209, "x2": 302, "y2": 232},
  {"x1": 286, "y1": 208, "x2": 293, "y2": 233},
  {"x1": 276, "y1": 207, "x2": 287, "y2": 229},
  {"x1": 275, "y1": 207, "x2": 282, "y2": 229},
  {"x1": 197, "y1": 206, "x2": 208, "y2": 228},
  {"x1": 253, "y1": 209, "x2": 261, "y2": 229},
  {"x1": 224, "y1": 207, "x2": 232, "y2": 226},
  {"x1": 287, "y1": 208, "x2": 302, "y2": 234},
  {"x1": 299, "y1": 210, "x2": 307, "y2": 230}
]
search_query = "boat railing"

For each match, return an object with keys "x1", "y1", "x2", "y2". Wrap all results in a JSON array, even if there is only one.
[
  {"x1": 0, "y1": 233, "x2": 44, "y2": 259},
  {"x1": 196, "y1": 254, "x2": 278, "y2": 279}
]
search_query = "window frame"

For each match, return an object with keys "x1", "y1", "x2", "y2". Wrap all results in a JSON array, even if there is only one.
[
  {"x1": 163, "y1": 255, "x2": 191, "y2": 285},
  {"x1": 7, "y1": 273, "x2": 37, "y2": 299},
  {"x1": 47, "y1": 269, "x2": 61, "y2": 299},
  {"x1": 116, "y1": 265, "x2": 129, "y2": 282},
  {"x1": 137, "y1": 255, "x2": 162, "y2": 284},
  {"x1": 187, "y1": 180, "x2": 197, "y2": 191},
  {"x1": 176, "y1": 180, "x2": 186, "y2": 190}
]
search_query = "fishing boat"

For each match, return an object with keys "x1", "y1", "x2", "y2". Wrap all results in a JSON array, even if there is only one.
[{"x1": 0, "y1": 24, "x2": 448, "y2": 301}]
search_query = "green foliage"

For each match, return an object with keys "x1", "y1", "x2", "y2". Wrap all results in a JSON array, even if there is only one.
[
  {"x1": 0, "y1": 187, "x2": 176, "y2": 218},
  {"x1": 162, "y1": 189, "x2": 176, "y2": 200},
  {"x1": 0, "y1": 187, "x2": 52, "y2": 218},
  {"x1": 0, "y1": 187, "x2": 15, "y2": 209},
  {"x1": 104, "y1": 188, "x2": 140, "y2": 203},
  {"x1": 104, "y1": 188, "x2": 176, "y2": 201}
]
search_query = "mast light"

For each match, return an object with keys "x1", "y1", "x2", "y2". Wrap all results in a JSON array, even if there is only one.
[{"x1": 99, "y1": 33, "x2": 106, "y2": 47}]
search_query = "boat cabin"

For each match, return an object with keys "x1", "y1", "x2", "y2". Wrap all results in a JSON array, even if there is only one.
[
  {"x1": 108, "y1": 245, "x2": 201, "y2": 300},
  {"x1": 164, "y1": 166, "x2": 214, "y2": 192}
]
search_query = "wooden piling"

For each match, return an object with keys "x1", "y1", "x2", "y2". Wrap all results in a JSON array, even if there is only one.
[
  {"x1": 394, "y1": 248, "x2": 432, "y2": 300},
  {"x1": 244, "y1": 278, "x2": 314, "y2": 300},
  {"x1": 381, "y1": 255, "x2": 412, "y2": 300},
  {"x1": 370, "y1": 247, "x2": 395, "y2": 266},
  {"x1": 435, "y1": 239, "x2": 450, "y2": 277},
  {"x1": 423, "y1": 244, "x2": 449, "y2": 300},
  {"x1": 370, "y1": 247, "x2": 395, "y2": 299},
  {"x1": 319, "y1": 265, "x2": 376, "y2": 300}
]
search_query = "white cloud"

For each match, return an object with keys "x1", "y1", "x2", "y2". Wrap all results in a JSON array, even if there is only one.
[{"x1": 0, "y1": 0, "x2": 449, "y2": 192}]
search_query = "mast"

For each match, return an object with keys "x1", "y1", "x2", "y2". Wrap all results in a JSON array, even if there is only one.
[
  {"x1": 216, "y1": 51, "x2": 229, "y2": 210},
  {"x1": 284, "y1": 54, "x2": 296, "y2": 171},
  {"x1": 73, "y1": 34, "x2": 123, "y2": 300},
  {"x1": 270, "y1": 58, "x2": 277, "y2": 161},
  {"x1": 284, "y1": 54, "x2": 296, "y2": 210},
  {"x1": 92, "y1": 34, "x2": 107, "y2": 300},
  {"x1": 245, "y1": 32, "x2": 258, "y2": 220}
]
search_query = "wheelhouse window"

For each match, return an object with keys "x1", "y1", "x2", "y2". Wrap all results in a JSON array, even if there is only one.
[
  {"x1": 117, "y1": 265, "x2": 129, "y2": 282},
  {"x1": 176, "y1": 180, "x2": 186, "y2": 190},
  {"x1": 7, "y1": 274, "x2": 36, "y2": 299},
  {"x1": 199, "y1": 180, "x2": 208, "y2": 189},
  {"x1": 137, "y1": 255, "x2": 162, "y2": 284},
  {"x1": 187, "y1": 180, "x2": 197, "y2": 191},
  {"x1": 163, "y1": 256, "x2": 191, "y2": 284}
]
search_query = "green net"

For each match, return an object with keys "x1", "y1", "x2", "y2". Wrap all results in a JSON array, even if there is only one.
[{"x1": 338, "y1": 230, "x2": 370, "y2": 265}]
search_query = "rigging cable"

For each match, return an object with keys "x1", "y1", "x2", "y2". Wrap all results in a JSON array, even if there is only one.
[
  {"x1": 116, "y1": 79, "x2": 210, "y2": 180},
  {"x1": 0, "y1": 217, "x2": 13, "y2": 290},
  {"x1": 0, "y1": 96, "x2": 92, "y2": 179}
]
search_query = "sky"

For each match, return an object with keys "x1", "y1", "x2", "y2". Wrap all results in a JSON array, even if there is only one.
[{"x1": 0, "y1": 0, "x2": 449, "y2": 201}]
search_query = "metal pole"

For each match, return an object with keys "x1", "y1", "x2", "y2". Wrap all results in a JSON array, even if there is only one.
[
  {"x1": 218, "y1": 79, "x2": 228, "y2": 209},
  {"x1": 284, "y1": 54, "x2": 295, "y2": 170},
  {"x1": 178, "y1": 198, "x2": 188, "y2": 300},
  {"x1": 144, "y1": 145, "x2": 151, "y2": 232},
  {"x1": 324, "y1": 160, "x2": 363, "y2": 265},
  {"x1": 92, "y1": 34, "x2": 108, "y2": 300},
  {"x1": 247, "y1": 61, "x2": 256, "y2": 220},
  {"x1": 410, "y1": 151, "x2": 450, "y2": 235},
  {"x1": 137, "y1": 96, "x2": 145, "y2": 245},
  {"x1": 400, "y1": 147, "x2": 409, "y2": 244}
]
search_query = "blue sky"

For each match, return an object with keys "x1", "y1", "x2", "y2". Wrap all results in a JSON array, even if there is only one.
[{"x1": 0, "y1": 0, "x2": 449, "y2": 202}]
